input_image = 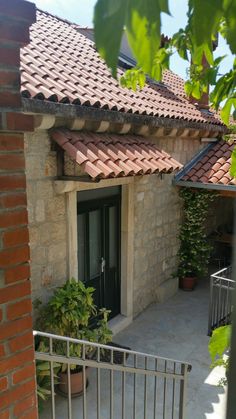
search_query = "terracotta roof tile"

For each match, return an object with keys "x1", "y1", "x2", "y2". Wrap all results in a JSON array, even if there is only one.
[
  {"x1": 51, "y1": 129, "x2": 182, "y2": 180},
  {"x1": 20, "y1": 10, "x2": 224, "y2": 128},
  {"x1": 177, "y1": 140, "x2": 236, "y2": 187}
]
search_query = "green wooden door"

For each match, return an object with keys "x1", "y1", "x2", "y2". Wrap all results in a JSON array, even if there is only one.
[{"x1": 77, "y1": 191, "x2": 121, "y2": 320}]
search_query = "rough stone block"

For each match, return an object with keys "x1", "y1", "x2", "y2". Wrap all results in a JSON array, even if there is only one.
[
  {"x1": 48, "y1": 243, "x2": 66, "y2": 263},
  {"x1": 25, "y1": 155, "x2": 44, "y2": 180},
  {"x1": 44, "y1": 153, "x2": 57, "y2": 177},
  {"x1": 45, "y1": 196, "x2": 66, "y2": 221},
  {"x1": 35, "y1": 199, "x2": 45, "y2": 222},
  {"x1": 137, "y1": 192, "x2": 144, "y2": 202}
]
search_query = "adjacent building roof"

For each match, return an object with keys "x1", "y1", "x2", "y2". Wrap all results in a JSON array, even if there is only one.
[
  {"x1": 175, "y1": 140, "x2": 236, "y2": 188},
  {"x1": 20, "y1": 10, "x2": 224, "y2": 129},
  {"x1": 51, "y1": 129, "x2": 182, "y2": 180}
]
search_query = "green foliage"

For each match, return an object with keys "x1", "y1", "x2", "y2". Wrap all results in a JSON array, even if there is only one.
[
  {"x1": 94, "y1": 0, "x2": 126, "y2": 78},
  {"x1": 211, "y1": 59, "x2": 236, "y2": 123},
  {"x1": 93, "y1": 0, "x2": 236, "y2": 124},
  {"x1": 36, "y1": 279, "x2": 112, "y2": 371},
  {"x1": 176, "y1": 188, "x2": 215, "y2": 279},
  {"x1": 188, "y1": 0, "x2": 222, "y2": 66},
  {"x1": 185, "y1": 56, "x2": 225, "y2": 100},
  {"x1": 209, "y1": 325, "x2": 231, "y2": 362},
  {"x1": 94, "y1": 0, "x2": 170, "y2": 82},
  {"x1": 120, "y1": 68, "x2": 146, "y2": 91},
  {"x1": 230, "y1": 146, "x2": 236, "y2": 178},
  {"x1": 222, "y1": 125, "x2": 236, "y2": 178},
  {"x1": 125, "y1": 0, "x2": 170, "y2": 80},
  {"x1": 209, "y1": 325, "x2": 231, "y2": 386}
]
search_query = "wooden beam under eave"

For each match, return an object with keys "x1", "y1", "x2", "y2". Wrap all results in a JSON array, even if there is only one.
[{"x1": 218, "y1": 190, "x2": 236, "y2": 198}]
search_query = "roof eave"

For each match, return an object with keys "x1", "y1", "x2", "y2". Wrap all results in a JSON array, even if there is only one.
[
  {"x1": 173, "y1": 179, "x2": 236, "y2": 192},
  {"x1": 22, "y1": 98, "x2": 227, "y2": 134},
  {"x1": 174, "y1": 142, "x2": 215, "y2": 183}
]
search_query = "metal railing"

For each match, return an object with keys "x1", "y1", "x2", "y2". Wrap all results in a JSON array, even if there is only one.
[
  {"x1": 208, "y1": 266, "x2": 235, "y2": 335},
  {"x1": 34, "y1": 330, "x2": 191, "y2": 419}
]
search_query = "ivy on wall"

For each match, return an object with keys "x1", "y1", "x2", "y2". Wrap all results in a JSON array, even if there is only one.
[{"x1": 176, "y1": 188, "x2": 216, "y2": 279}]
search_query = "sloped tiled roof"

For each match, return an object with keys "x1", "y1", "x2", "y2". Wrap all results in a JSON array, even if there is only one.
[
  {"x1": 51, "y1": 129, "x2": 182, "y2": 179},
  {"x1": 20, "y1": 10, "x2": 224, "y2": 128},
  {"x1": 176, "y1": 140, "x2": 236, "y2": 187}
]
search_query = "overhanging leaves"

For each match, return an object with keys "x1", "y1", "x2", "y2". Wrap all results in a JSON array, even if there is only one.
[
  {"x1": 93, "y1": 0, "x2": 127, "y2": 77},
  {"x1": 94, "y1": 0, "x2": 170, "y2": 80},
  {"x1": 188, "y1": 0, "x2": 223, "y2": 65},
  {"x1": 93, "y1": 0, "x2": 236, "y2": 126},
  {"x1": 221, "y1": 96, "x2": 236, "y2": 125},
  {"x1": 120, "y1": 68, "x2": 146, "y2": 91},
  {"x1": 223, "y1": 0, "x2": 236, "y2": 54},
  {"x1": 125, "y1": 0, "x2": 169, "y2": 79},
  {"x1": 211, "y1": 69, "x2": 236, "y2": 107},
  {"x1": 230, "y1": 145, "x2": 236, "y2": 178}
]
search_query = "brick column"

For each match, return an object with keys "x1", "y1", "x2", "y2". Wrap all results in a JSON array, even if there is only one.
[{"x1": 0, "y1": 1, "x2": 38, "y2": 418}]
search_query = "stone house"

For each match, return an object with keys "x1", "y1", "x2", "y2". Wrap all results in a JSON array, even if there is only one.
[
  {"x1": 21, "y1": 10, "x2": 226, "y2": 329},
  {"x1": 175, "y1": 139, "x2": 236, "y2": 267},
  {"x1": 0, "y1": 4, "x2": 227, "y2": 417}
]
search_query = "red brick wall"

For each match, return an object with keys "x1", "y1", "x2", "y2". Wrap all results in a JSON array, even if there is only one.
[{"x1": 0, "y1": 2, "x2": 38, "y2": 418}]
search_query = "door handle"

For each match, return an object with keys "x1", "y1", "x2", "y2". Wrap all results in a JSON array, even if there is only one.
[{"x1": 101, "y1": 257, "x2": 106, "y2": 273}]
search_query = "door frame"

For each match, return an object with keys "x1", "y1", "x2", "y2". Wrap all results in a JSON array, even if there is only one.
[{"x1": 65, "y1": 178, "x2": 134, "y2": 331}]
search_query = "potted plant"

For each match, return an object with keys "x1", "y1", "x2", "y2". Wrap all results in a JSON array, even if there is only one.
[
  {"x1": 176, "y1": 188, "x2": 215, "y2": 290},
  {"x1": 36, "y1": 279, "x2": 112, "y2": 396}
]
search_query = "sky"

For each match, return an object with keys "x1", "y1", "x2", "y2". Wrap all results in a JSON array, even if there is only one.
[{"x1": 34, "y1": 0, "x2": 233, "y2": 81}]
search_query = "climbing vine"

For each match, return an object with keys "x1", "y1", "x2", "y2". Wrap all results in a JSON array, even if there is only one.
[{"x1": 177, "y1": 188, "x2": 215, "y2": 279}]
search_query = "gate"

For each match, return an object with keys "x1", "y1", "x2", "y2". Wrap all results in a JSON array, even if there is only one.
[{"x1": 34, "y1": 331, "x2": 191, "y2": 419}]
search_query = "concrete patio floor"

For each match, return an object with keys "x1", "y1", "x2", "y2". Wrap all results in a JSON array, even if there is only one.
[
  {"x1": 40, "y1": 277, "x2": 227, "y2": 418},
  {"x1": 115, "y1": 278, "x2": 227, "y2": 419}
]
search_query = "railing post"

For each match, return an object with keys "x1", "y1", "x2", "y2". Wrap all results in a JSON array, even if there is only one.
[
  {"x1": 66, "y1": 340, "x2": 72, "y2": 419},
  {"x1": 82, "y1": 344, "x2": 87, "y2": 419},
  {"x1": 208, "y1": 274, "x2": 214, "y2": 335},
  {"x1": 122, "y1": 351, "x2": 126, "y2": 419},
  {"x1": 49, "y1": 337, "x2": 56, "y2": 419},
  {"x1": 110, "y1": 349, "x2": 114, "y2": 419},
  {"x1": 179, "y1": 364, "x2": 188, "y2": 419},
  {"x1": 153, "y1": 358, "x2": 158, "y2": 419},
  {"x1": 97, "y1": 346, "x2": 100, "y2": 419}
]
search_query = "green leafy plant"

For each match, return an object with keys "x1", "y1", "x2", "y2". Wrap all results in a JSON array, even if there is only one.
[
  {"x1": 176, "y1": 188, "x2": 215, "y2": 279},
  {"x1": 36, "y1": 279, "x2": 112, "y2": 371},
  {"x1": 94, "y1": 0, "x2": 236, "y2": 125},
  {"x1": 209, "y1": 325, "x2": 231, "y2": 386},
  {"x1": 221, "y1": 125, "x2": 236, "y2": 178}
]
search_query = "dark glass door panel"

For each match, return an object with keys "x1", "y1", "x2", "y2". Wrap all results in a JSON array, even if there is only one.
[
  {"x1": 108, "y1": 206, "x2": 117, "y2": 268},
  {"x1": 77, "y1": 193, "x2": 120, "y2": 320},
  {"x1": 89, "y1": 210, "x2": 101, "y2": 279},
  {"x1": 77, "y1": 213, "x2": 86, "y2": 282},
  {"x1": 103, "y1": 205, "x2": 120, "y2": 316}
]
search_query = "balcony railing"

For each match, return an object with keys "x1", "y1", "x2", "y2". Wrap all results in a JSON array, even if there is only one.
[
  {"x1": 208, "y1": 266, "x2": 235, "y2": 335},
  {"x1": 34, "y1": 330, "x2": 191, "y2": 419}
]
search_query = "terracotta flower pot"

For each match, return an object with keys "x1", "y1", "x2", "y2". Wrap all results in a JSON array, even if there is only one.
[
  {"x1": 58, "y1": 368, "x2": 88, "y2": 397},
  {"x1": 179, "y1": 276, "x2": 196, "y2": 291}
]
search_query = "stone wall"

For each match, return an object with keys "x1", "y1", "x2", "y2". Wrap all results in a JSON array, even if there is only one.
[
  {"x1": 25, "y1": 129, "x2": 206, "y2": 318},
  {"x1": 25, "y1": 130, "x2": 68, "y2": 303},
  {"x1": 132, "y1": 135, "x2": 204, "y2": 316}
]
